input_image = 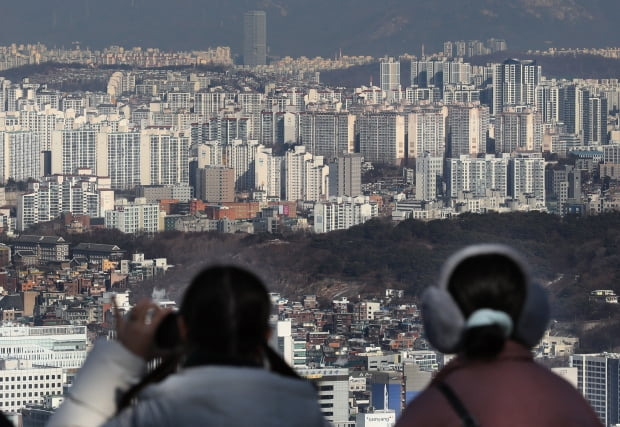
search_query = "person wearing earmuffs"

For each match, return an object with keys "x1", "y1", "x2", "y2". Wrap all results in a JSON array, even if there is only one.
[{"x1": 396, "y1": 244, "x2": 602, "y2": 427}]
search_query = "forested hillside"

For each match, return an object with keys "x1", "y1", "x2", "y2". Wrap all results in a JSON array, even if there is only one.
[{"x1": 23, "y1": 212, "x2": 620, "y2": 320}]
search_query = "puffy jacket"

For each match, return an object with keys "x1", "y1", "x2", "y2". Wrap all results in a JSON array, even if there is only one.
[
  {"x1": 396, "y1": 340, "x2": 603, "y2": 427},
  {"x1": 48, "y1": 339, "x2": 327, "y2": 427}
]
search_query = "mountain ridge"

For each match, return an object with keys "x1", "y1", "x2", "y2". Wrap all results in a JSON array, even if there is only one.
[{"x1": 0, "y1": 1, "x2": 618, "y2": 58}]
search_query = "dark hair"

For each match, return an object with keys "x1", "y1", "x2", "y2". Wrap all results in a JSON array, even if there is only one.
[
  {"x1": 447, "y1": 254, "x2": 527, "y2": 360},
  {"x1": 180, "y1": 266, "x2": 270, "y2": 365},
  {"x1": 117, "y1": 265, "x2": 299, "y2": 412}
]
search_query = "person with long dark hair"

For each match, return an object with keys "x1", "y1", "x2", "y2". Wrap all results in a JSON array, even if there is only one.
[
  {"x1": 396, "y1": 244, "x2": 602, "y2": 427},
  {"x1": 48, "y1": 266, "x2": 326, "y2": 427}
]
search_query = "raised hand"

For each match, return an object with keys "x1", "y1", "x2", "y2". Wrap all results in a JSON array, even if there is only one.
[{"x1": 113, "y1": 297, "x2": 170, "y2": 360}]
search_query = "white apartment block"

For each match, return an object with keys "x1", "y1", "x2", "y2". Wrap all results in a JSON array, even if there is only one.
[
  {"x1": 105, "y1": 197, "x2": 161, "y2": 234},
  {"x1": 104, "y1": 132, "x2": 142, "y2": 190},
  {"x1": 380, "y1": 59, "x2": 401, "y2": 103},
  {"x1": 194, "y1": 91, "x2": 229, "y2": 116},
  {"x1": 17, "y1": 107, "x2": 68, "y2": 151},
  {"x1": 359, "y1": 112, "x2": 405, "y2": 165},
  {"x1": 415, "y1": 154, "x2": 444, "y2": 201},
  {"x1": 269, "y1": 320, "x2": 293, "y2": 367},
  {"x1": 298, "y1": 368, "x2": 350, "y2": 425},
  {"x1": 495, "y1": 108, "x2": 543, "y2": 153},
  {"x1": 407, "y1": 106, "x2": 447, "y2": 159},
  {"x1": 492, "y1": 59, "x2": 541, "y2": 114},
  {"x1": 510, "y1": 153, "x2": 546, "y2": 205},
  {"x1": 447, "y1": 154, "x2": 508, "y2": 199},
  {"x1": 225, "y1": 139, "x2": 259, "y2": 191},
  {"x1": 255, "y1": 146, "x2": 282, "y2": 199},
  {"x1": 0, "y1": 360, "x2": 63, "y2": 413},
  {"x1": 313, "y1": 196, "x2": 378, "y2": 233},
  {"x1": 167, "y1": 92, "x2": 191, "y2": 112},
  {"x1": 141, "y1": 128, "x2": 189, "y2": 186},
  {"x1": 0, "y1": 325, "x2": 87, "y2": 371},
  {"x1": 447, "y1": 104, "x2": 489, "y2": 158},
  {"x1": 0, "y1": 130, "x2": 41, "y2": 183},
  {"x1": 17, "y1": 173, "x2": 114, "y2": 231},
  {"x1": 535, "y1": 82, "x2": 561, "y2": 123},
  {"x1": 298, "y1": 112, "x2": 356, "y2": 159},
  {"x1": 405, "y1": 86, "x2": 441, "y2": 104},
  {"x1": 221, "y1": 117, "x2": 250, "y2": 144},
  {"x1": 285, "y1": 146, "x2": 328, "y2": 202},
  {"x1": 50, "y1": 129, "x2": 101, "y2": 175}
]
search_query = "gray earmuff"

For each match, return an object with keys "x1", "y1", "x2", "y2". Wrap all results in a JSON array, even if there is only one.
[{"x1": 422, "y1": 244, "x2": 550, "y2": 354}]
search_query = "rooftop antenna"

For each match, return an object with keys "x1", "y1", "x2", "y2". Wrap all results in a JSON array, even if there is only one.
[
  {"x1": 369, "y1": 75, "x2": 373, "y2": 86},
  {"x1": 421, "y1": 44, "x2": 425, "y2": 59}
]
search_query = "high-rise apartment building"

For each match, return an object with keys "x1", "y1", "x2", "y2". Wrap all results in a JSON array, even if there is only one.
[
  {"x1": 141, "y1": 128, "x2": 189, "y2": 186},
  {"x1": 104, "y1": 132, "x2": 142, "y2": 190},
  {"x1": 509, "y1": 153, "x2": 546, "y2": 205},
  {"x1": 492, "y1": 59, "x2": 541, "y2": 114},
  {"x1": 380, "y1": 58, "x2": 401, "y2": 102},
  {"x1": 104, "y1": 197, "x2": 161, "y2": 234},
  {"x1": 328, "y1": 154, "x2": 362, "y2": 198},
  {"x1": 407, "y1": 106, "x2": 447, "y2": 159},
  {"x1": 225, "y1": 139, "x2": 259, "y2": 191},
  {"x1": 243, "y1": 11, "x2": 267, "y2": 67},
  {"x1": 0, "y1": 130, "x2": 41, "y2": 183},
  {"x1": 195, "y1": 166, "x2": 235, "y2": 203},
  {"x1": 559, "y1": 86, "x2": 608, "y2": 146},
  {"x1": 415, "y1": 153, "x2": 444, "y2": 201},
  {"x1": 446, "y1": 104, "x2": 489, "y2": 158},
  {"x1": 194, "y1": 91, "x2": 229, "y2": 116},
  {"x1": 255, "y1": 146, "x2": 282, "y2": 200},
  {"x1": 359, "y1": 112, "x2": 406, "y2": 165},
  {"x1": 586, "y1": 95, "x2": 608, "y2": 146},
  {"x1": 313, "y1": 196, "x2": 378, "y2": 233},
  {"x1": 298, "y1": 112, "x2": 356, "y2": 159},
  {"x1": 535, "y1": 82, "x2": 561, "y2": 123},
  {"x1": 570, "y1": 353, "x2": 620, "y2": 426},
  {"x1": 17, "y1": 173, "x2": 114, "y2": 231},
  {"x1": 284, "y1": 146, "x2": 328, "y2": 202},
  {"x1": 447, "y1": 154, "x2": 508, "y2": 199},
  {"x1": 495, "y1": 108, "x2": 543, "y2": 153},
  {"x1": 411, "y1": 59, "x2": 471, "y2": 89},
  {"x1": 51, "y1": 129, "x2": 101, "y2": 175}
]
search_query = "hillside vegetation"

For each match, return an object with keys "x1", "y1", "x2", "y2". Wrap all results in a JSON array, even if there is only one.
[{"x1": 22, "y1": 211, "x2": 620, "y2": 350}]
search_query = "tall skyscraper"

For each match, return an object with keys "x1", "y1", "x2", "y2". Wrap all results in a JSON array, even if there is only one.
[{"x1": 243, "y1": 11, "x2": 267, "y2": 67}]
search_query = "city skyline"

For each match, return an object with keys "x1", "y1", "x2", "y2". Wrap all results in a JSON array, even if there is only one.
[{"x1": 0, "y1": 1, "x2": 619, "y2": 58}]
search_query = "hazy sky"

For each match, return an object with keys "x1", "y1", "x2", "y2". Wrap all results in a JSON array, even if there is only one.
[{"x1": 1, "y1": 0, "x2": 619, "y2": 57}]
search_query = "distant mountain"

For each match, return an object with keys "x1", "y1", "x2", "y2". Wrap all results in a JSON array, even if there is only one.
[{"x1": 1, "y1": 0, "x2": 619, "y2": 58}]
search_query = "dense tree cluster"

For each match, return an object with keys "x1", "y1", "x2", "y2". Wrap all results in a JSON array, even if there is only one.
[{"x1": 16, "y1": 212, "x2": 620, "y2": 349}]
